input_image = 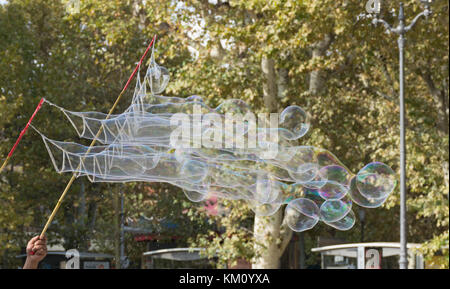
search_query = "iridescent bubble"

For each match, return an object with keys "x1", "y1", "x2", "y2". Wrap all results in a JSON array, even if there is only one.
[
  {"x1": 315, "y1": 150, "x2": 341, "y2": 167},
  {"x1": 317, "y1": 165, "x2": 351, "y2": 200},
  {"x1": 284, "y1": 198, "x2": 320, "y2": 232},
  {"x1": 319, "y1": 196, "x2": 352, "y2": 222},
  {"x1": 283, "y1": 183, "x2": 304, "y2": 202},
  {"x1": 279, "y1": 106, "x2": 310, "y2": 140},
  {"x1": 301, "y1": 176, "x2": 327, "y2": 190},
  {"x1": 318, "y1": 181, "x2": 349, "y2": 200},
  {"x1": 348, "y1": 176, "x2": 388, "y2": 208},
  {"x1": 36, "y1": 49, "x2": 397, "y2": 234},
  {"x1": 356, "y1": 162, "x2": 397, "y2": 200},
  {"x1": 324, "y1": 209, "x2": 356, "y2": 231},
  {"x1": 319, "y1": 165, "x2": 351, "y2": 184},
  {"x1": 302, "y1": 188, "x2": 325, "y2": 208}
]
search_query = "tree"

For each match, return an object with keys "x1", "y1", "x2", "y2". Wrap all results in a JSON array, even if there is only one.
[
  {"x1": 0, "y1": 0, "x2": 211, "y2": 267},
  {"x1": 1, "y1": 0, "x2": 447, "y2": 269},
  {"x1": 162, "y1": 0, "x2": 449, "y2": 268}
]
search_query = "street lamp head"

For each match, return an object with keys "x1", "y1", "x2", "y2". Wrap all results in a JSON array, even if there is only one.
[
  {"x1": 420, "y1": 0, "x2": 434, "y2": 9},
  {"x1": 358, "y1": 209, "x2": 366, "y2": 222},
  {"x1": 420, "y1": 0, "x2": 433, "y2": 17}
]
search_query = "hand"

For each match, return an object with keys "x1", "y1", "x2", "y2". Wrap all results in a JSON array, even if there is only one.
[{"x1": 23, "y1": 235, "x2": 47, "y2": 269}]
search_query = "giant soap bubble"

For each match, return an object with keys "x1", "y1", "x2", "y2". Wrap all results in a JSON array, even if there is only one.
[
  {"x1": 348, "y1": 176, "x2": 389, "y2": 208},
  {"x1": 284, "y1": 198, "x2": 320, "y2": 232},
  {"x1": 279, "y1": 106, "x2": 310, "y2": 140},
  {"x1": 33, "y1": 48, "x2": 397, "y2": 232},
  {"x1": 324, "y1": 209, "x2": 356, "y2": 231},
  {"x1": 356, "y1": 162, "x2": 397, "y2": 200},
  {"x1": 319, "y1": 196, "x2": 352, "y2": 223}
]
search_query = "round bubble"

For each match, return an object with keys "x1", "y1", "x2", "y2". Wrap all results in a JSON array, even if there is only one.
[
  {"x1": 302, "y1": 177, "x2": 327, "y2": 189},
  {"x1": 279, "y1": 106, "x2": 310, "y2": 140},
  {"x1": 319, "y1": 196, "x2": 352, "y2": 223},
  {"x1": 318, "y1": 181, "x2": 349, "y2": 200},
  {"x1": 319, "y1": 165, "x2": 351, "y2": 184},
  {"x1": 302, "y1": 188, "x2": 325, "y2": 208},
  {"x1": 348, "y1": 176, "x2": 388, "y2": 208},
  {"x1": 324, "y1": 209, "x2": 356, "y2": 231},
  {"x1": 284, "y1": 198, "x2": 320, "y2": 232},
  {"x1": 317, "y1": 165, "x2": 351, "y2": 200},
  {"x1": 356, "y1": 162, "x2": 397, "y2": 200}
]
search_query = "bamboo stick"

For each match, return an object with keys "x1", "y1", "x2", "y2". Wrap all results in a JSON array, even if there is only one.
[{"x1": 40, "y1": 36, "x2": 157, "y2": 238}]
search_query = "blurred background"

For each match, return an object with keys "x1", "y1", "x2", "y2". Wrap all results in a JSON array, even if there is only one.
[{"x1": 0, "y1": 0, "x2": 448, "y2": 269}]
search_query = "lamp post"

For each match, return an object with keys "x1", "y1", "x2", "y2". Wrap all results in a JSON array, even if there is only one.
[
  {"x1": 120, "y1": 188, "x2": 125, "y2": 268},
  {"x1": 369, "y1": 0, "x2": 433, "y2": 269},
  {"x1": 359, "y1": 209, "x2": 366, "y2": 243}
]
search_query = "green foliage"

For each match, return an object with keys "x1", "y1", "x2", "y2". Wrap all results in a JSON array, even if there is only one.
[{"x1": 0, "y1": 0, "x2": 448, "y2": 268}]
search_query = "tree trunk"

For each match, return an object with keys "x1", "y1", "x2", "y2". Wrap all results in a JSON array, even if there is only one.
[
  {"x1": 253, "y1": 58, "x2": 293, "y2": 268},
  {"x1": 253, "y1": 210, "x2": 282, "y2": 268},
  {"x1": 277, "y1": 68, "x2": 288, "y2": 101},
  {"x1": 419, "y1": 70, "x2": 449, "y2": 197},
  {"x1": 309, "y1": 34, "x2": 333, "y2": 95},
  {"x1": 261, "y1": 58, "x2": 278, "y2": 111}
]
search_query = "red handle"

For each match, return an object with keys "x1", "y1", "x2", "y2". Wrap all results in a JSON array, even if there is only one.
[{"x1": 7, "y1": 97, "x2": 45, "y2": 158}]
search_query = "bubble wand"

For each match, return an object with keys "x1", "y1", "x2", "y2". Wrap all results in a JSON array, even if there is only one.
[
  {"x1": 0, "y1": 97, "x2": 46, "y2": 173},
  {"x1": 39, "y1": 35, "x2": 157, "y2": 238}
]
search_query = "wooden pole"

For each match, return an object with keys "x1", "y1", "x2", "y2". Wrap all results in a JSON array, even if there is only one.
[{"x1": 40, "y1": 36, "x2": 157, "y2": 238}]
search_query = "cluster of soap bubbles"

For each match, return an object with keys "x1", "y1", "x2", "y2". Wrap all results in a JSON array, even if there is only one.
[{"x1": 34, "y1": 48, "x2": 397, "y2": 232}]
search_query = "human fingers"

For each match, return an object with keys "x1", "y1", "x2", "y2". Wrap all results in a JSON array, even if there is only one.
[
  {"x1": 28, "y1": 236, "x2": 40, "y2": 246},
  {"x1": 34, "y1": 248, "x2": 47, "y2": 256},
  {"x1": 32, "y1": 244, "x2": 47, "y2": 252},
  {"x1": 34, "y1": 240, "x2": 46, "y2": 246}
]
